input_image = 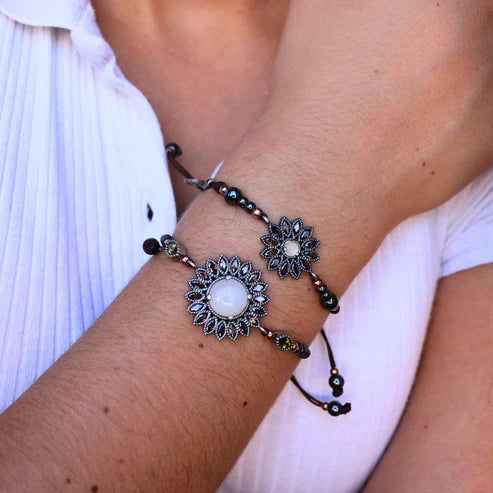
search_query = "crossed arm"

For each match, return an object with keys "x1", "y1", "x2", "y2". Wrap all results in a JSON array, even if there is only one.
[
  {"x1": 0, "y1": 140, "x2": 395, "y2": 492},
  {"x1": 0, "y1": 130, "x2": 491, "y2": 492},
  {"x1": 363, "y1": 263, "x2": 493, "y2": 492}
]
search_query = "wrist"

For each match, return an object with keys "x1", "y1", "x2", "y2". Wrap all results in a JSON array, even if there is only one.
[{"x1": 174, "y1": 141, "x2": 395, "y2": 340}]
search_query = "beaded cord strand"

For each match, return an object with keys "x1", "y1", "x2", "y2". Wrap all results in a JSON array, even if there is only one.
[{"x1": 163, "y1": 143, "x2": 351, "y2": 416}]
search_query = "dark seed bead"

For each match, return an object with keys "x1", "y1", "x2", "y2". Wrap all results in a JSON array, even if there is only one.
[
  {"x1": 328, "y1": 401, "x2": 342, "y2": 417},
  {"x1": 212, "y1": 181, "x2": 226, "y2": 193},
  {"x1": 320, "y1": 290, "x2": 332, "y2": 300},
  {"x1": 143, "y1": 238, "x2": 161, "y2": 255},
  {"x1": 316, "y1": 283, "x2": 328, "y2": 294},
  {"x1": 321, "y1": 294, "x2": 339, "y2": 311},
  {"x1": 165, "y1": 142, "x2": 182, "y2": 157},
  {"x1": 329, "y1": 373, "x2": 345, "y2": 397},
  {"x1": 160, "y1": 234, "x2": 172, "y2": 246},
  {"x1": 245, "y1": 202, "x2": 256, "y2": 214},
  {"x1": 330, "y1": 306, "x2": 341, "y2": 314},
  {"x1": 237, "y1": 197, "x2": 248, "y2": 208},
  {"x1": 224, "y1": 187, "x2": 242, "y2": 205}
]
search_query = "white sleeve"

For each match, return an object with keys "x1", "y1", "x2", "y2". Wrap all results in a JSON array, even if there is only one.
[{"x1": 440, "y1": 166, "x2": 493, "y2": 278}]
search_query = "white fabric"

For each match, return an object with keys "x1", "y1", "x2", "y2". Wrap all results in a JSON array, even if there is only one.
[{"x1": 0, "y1": 3, "x2": 492, "y2": 492}]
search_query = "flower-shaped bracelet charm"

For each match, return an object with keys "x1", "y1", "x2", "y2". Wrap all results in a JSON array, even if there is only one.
[
  {"x1": 260, "y1": 217, "x2": 320, "y2": 279},
  {"x1": 185, "y1": 255, "x2": 269, "y2": 341}
]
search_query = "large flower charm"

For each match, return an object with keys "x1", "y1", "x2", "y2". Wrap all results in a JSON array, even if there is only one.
[
  {"x1": 260, "y1": 217, "x2": 320, "y2": 279},
  {"x1": 185, "y1": 255, "x2": 269, "y2": 341}
]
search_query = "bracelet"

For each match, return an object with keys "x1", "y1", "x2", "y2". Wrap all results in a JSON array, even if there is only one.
[
  {"x1": 143, "y1": 233, "x2": 350, "y2": 416},
  {"x1": 143, "y1": 235, "x2": 311, "y2": 358},
  {"x1": 166, "y1": 143, "x2": 340, "y2": 314},
  {"x1": 144, "y1": 143, "x2": 352, "y2": 417}
]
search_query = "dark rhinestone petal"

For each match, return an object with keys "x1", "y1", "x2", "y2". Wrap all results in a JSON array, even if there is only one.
[
  {"x1": 185, "y1": 290, "x2": 204, "y2": 302},
  {"x1": 253, "y1": 294, "x2": 270, "y2": 305},
  {"x1": 305, "y1": 250, "x2": 320, "y2": 262},
  {"x1": 250, "y1": 305, "x2": 267, "y2": 317},
  {"x1": 260, "y1": 247, "x2": 277, "y2": 259},
  {"x1": 303, "y1": 238, "x2": 320, "y2": 250},
  {"x1": 279, "y1": 260, "x2": 290, "y2": 278},
  {"x1": 299, "y1": 257, "x2": 312, "y2": 272},
  {"x1": 205, "y1": 259, "x2": 218, "y2": 276},
  {"x1": 188, "y1": 303, "x2": 205, "y2": 314},
  {"x1": 196, "y1": 268, "x2": 209, "y2": 281},
  {"x1": 230, "y1": 256, "x2": 241, "y2": 274},
  {"x1": 292, "y1": 218, "x2": 303, "y2": 234},
  {"x1": 193, "y1": 311, "x2": 208, "y2": 325},
  {"x1": 261, "y1": 235, "x2": 279, "y2": 247},
  {"x1": 238, "y1": 320, "x2": 250, "y2": 337},
  {"x1": 247, "y1": 271, "x2": 261, "y2": 283},
  {"x1": 204, "y1": 317, "x2": 216, "y2": 334},
  {"x1": 267, "y1": 256, "x2": 281, "y2": 270},
  {"x1": 227, "y1": 323, "x2": 239, "y2": 341},
  {"x1": 252, "y1": 282, "x2": 268, "y2": 293},
  {"x1": 269, "y1": 223, "x2": 283, "y2": 239},
  {"x1": 218, "y1": 255, "x2": 229, "y2": 273},
  {"x1": 280, "y1": 217, "x2": 291, "y2": 235},
  {"x1": 188, "y1": 279, "x2": 207, "y2": 290},
  {"x1": 300, "y1": 227, "x2": 314, "y2": 240},
  {"x1": 290, "y1": 260, "x2": 301, "y2": 279},
  {"x1": 240, "y1": 261, "x2": 252, "y2": 276},
  {"x1": 216, "y1": 321, "x2": 226, "y2": 340}
]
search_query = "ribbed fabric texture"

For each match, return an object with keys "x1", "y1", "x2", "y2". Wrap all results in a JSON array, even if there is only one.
[{"x1": 0, "y1": 3, "x2": 492, "y2": 492}]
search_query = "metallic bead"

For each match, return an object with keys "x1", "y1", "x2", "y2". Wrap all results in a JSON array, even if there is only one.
[
  {"x1": 245, "y1": 202, "x2": 256, "y2": 214},
  {"x1": 331, "y1": 368, "x2": 339, "y2": 375},
  {"x1": 238, "y1": 197, "x2": 248, "y2": 208},
  {"x1": 219, "y1": 185, "x2": 228, "y2": 195},
  {"x1": 253, "y1": 209, "x2": 262, "y2": 217},
  {"x1": 260, "y1": 213, "x2": 270, "y2": 224},
  {"x1": 224, "y1": 187, "x2": 242, "y2": 205},
  {"x1": 322, "y1": 402, "x2": 329, "y2": 411},
  {"x1": 314, "y1": 280, "x2": 322, "y2": 287}
]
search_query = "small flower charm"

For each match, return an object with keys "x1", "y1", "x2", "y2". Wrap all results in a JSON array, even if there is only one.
[
  {"x1": 185, "y1": 255, "x2": 270, "y2": 341},
  {"x1": 260, "y1": 217, "x2": 320, "y2": 279}
]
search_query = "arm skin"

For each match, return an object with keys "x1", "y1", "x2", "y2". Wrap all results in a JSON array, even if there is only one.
[
  {"x1": 363, "y1": 263, "x2": 493, "y2": 492},
  {"x1": 0, "y1": 140, "x2": 394, "y2": 492},
  {"x1": 0, "y1": 1, "x2": 491, "y2": 490}
]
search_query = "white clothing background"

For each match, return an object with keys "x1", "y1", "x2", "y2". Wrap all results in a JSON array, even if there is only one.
[{"x1": 0, "y1": 2, "x2": 492, "y2": 492}]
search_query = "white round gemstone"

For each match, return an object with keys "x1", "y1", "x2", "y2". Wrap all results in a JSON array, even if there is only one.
[
  {"x1": 283, "y1": 240, "x2": 301, "y2": 258},
  {"x1": 208, "y1": 278, "x2": 250, "y2": 319}
]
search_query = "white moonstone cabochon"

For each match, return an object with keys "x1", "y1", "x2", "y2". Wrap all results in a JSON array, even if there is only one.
[
  {"x1": 208, "y1": 278, "x2": 250, "y2": 318},
  {"x1": 283, "y1": 240, "x2": 300, "y2": 258}
]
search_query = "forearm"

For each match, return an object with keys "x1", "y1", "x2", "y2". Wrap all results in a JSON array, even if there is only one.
[{"x1": 0, "y1": 135, "x2": 394, "y2": 492}]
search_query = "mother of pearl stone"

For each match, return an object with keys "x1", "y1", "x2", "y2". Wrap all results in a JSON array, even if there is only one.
[
  {"x1": 208, "y1": 278, "x2": 250, "y2": 319},
  {"x1": 283, "y1": 240, "x2": 301, "y2": 258}
]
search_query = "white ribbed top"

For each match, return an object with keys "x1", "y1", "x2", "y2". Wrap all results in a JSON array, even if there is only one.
[{"x1": 0, "y1": 3, "x2": 492, "y2": 491}]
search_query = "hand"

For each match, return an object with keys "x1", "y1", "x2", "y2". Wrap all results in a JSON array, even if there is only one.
[{"x1": 241, "y1": 0, "x2": 493, "y2": 224}]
